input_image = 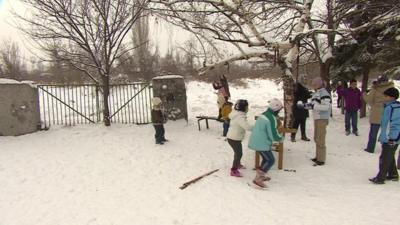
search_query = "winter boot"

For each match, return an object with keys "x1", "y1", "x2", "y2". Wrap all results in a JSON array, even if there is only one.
[
  {"x1": 290, "y1": 134, "x2": 296, "y2": 142},
  {"x1": 369, "y1": 177, "x2": 385, "y2": 184},
  {"x1": 230, "y1": 169, "x2": 242, "y2": 177},
  {"x1": 364, "y1": 149, "x2": 374, "y2": 153},
  {"x1": 260, "y1": 173, "x2": 271, "y2": 181},
  {"x1": 386, "y1": 176, "x2": 399, "y2": 181},
  {"x1": 313, "y1": 161, "x2": 325, "y2": 166},
  {"x1": 253, "y1": 170, "x2": 267, "y2": 188},
  {"x1": 301, "y1": 136, "x2": 311, "y2": 141},
  {"x1": 311, "y1": 157, "x2": 318, "y2": 162}
]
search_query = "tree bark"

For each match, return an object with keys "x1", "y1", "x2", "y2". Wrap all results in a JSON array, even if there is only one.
[
  {"x1": 319, "y1": 62, "x2": 332, "y2": 92},
  {"x1": 102, "y1": 75, "x2": 111, "y2": 126},
  {"x1": 283, "y1": 75, "x2": 295, "y2": 129},
  {"x1": 360, "y1": 68, "x2": 370, "y2": 118},
  {"x1": 278, "y1": 54, "x2": 295, "y2": 129}
]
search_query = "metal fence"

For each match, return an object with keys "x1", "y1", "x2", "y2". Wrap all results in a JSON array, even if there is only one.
[
  {"x1": 108, "y1": 83, "x2": 153, "y2": 124},
  {"x1": 38, "y1": 83, "x2": 152, "y2": 128}
]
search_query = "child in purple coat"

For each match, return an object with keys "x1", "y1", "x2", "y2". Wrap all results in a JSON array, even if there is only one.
[{"x1": 338, "y1": 79, "x2": 362, "y2": 136}]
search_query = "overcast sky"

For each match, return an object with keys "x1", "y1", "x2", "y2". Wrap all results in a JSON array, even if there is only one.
[
  {"x1": 0, "y1": 0, "x2": 21, "y2": 44},
  {"x1": 0, "y1": 0, "x2": 191, "y2": 63}
]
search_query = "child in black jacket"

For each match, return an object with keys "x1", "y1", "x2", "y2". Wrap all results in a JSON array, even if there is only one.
[{"x1": 151, "y1": 97, "x2": 167, "y2": 145}]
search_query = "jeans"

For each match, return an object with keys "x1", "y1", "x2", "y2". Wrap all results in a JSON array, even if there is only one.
[
  {"x1": 376, "y1": 143, "x2": 399, "y2": 181},
  {"x1": 366, "y1": 124, "x2": 380, "y2": 153},
  {"x1": 292, "y1": 117, "x2": 307, "y2": 139},
  {"x1": 259, "y1": 151, "x2": 275, "y2": 172},
  {"x1": 154, "y1": 125, "x2": 165, "y2": 143},
  {"x1": 227, "y1": 139, "x2": 243, "y2": 170},
  {"x1": 223, "y1": 122, "x2": 230, "y2": 137},
  {"x1": 337, "y1": 96, "x2": 342, "y2": 108},
  {"x1": 345, "y1": 109, "x2": 358, "y2": 132}
]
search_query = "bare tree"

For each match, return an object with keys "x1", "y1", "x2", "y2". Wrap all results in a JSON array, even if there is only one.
[
  {"x1": 152, "y1": 0, "x2": 400, "y2": 126},
  {"x1": 153, "y1": 0, "x2": 316, "y2": 127},
  {"x1": 132, "y1": 15, "x2": 156, "y2": 80},
  {"x1": 16, "y1": 0, "x2": 149, "y2": 126},
  {"x1": 178, "y1": 38, "x2": 200, "y2": 75},
  {"x1": 0, "y1": 40, "x2": 24, "y2": 80}
]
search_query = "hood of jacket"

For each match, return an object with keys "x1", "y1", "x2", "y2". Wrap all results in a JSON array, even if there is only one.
[
  {"x1": 374, "y1": 81, "x2": 394, "y2": 92},
  {"x1": 229, "y1": 109, "x2": 246, "y2": 120}
]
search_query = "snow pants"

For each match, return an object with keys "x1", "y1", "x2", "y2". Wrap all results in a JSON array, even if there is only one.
[
  {"x1": 154, "y1": 125, "x2": 165, "y2": 143},
  {"x1": 292, "y1": 117, "x2": 307, "y2": 139},
  {"x1": 376, "y1": 143, "x2": 399, "y2": 181},
  {"x1": 366, "y1": 124, "x2": 380, "y2": 153},
  {"x1": 314, "y1": 119, "x2": 328, "y2": 163},
  {"x1": 227, "y1": 139, "x2": 243, "y2": 170},
  {"x1": 345, "y1": 109, "x2": 358, "y2": 132}
]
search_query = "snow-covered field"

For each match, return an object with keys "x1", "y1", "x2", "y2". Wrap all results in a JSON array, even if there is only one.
[{"x1": 1, "y1": 79, "x2": 399, "y2": 225}]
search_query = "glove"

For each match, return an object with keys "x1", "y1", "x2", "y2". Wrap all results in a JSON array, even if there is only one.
[{"x1": 304, "y1": 103, "x2": 314, "y2": 110}]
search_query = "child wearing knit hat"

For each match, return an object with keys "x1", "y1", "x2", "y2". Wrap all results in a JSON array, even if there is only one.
[
  {"x1": 369, "y1": 87, "x2": 400, "y2": 184},
  {"x1": 248, "y1": 98, "x2": 284, "y2": 188},
  {"x1": 151, "y1": 97, "x2": 168, "y2": 145}
]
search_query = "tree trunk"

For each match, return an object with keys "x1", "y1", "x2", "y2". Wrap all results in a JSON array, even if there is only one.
[
  {"x1": 283, "y1": 75, "x2": 295, "y2": 129},
  {"x1": 319, "y1": 61, "x2": 333, "y2": 117},
  {"x1": 320, "y1": 62, "x2": 331, "y2": 92},
  {"x1": 102, "y1": 75, "x2": 111, "y2": 126},
  {"x1": 360, "y1": 68, "x2": 370, "y2": 118}
]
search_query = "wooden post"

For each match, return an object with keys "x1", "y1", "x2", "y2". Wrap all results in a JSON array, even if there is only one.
[
  {"x1": 255, "y1": 152, "x2": 260, "y2": 169},
  {"x1": 278, "y1": 142, "x2": 284, "y2": 170}
]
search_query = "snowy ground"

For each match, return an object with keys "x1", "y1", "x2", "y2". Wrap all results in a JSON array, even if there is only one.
[{"x1": 1, "y1": 79, "x2": 400, "y2": 225}]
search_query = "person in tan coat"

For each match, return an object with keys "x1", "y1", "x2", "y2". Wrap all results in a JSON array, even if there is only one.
[{"x1": 363, "y1": 75, "x2": 394, "y2": 153}]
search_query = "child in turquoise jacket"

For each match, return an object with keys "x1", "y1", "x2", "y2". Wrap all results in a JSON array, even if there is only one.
[
  {"x1": 369, "y1": 87, "x2": 400, "y2": 184},
  {"x1": 248, "y1": 98, "x2": 284, "y2": 188}
]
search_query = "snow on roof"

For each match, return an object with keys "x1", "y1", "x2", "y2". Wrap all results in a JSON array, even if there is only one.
[
  {"x1": 153, "y1": 75, "x2": 184, "y2": 80},
  {"x1": 0, "y1": 78, "x2": 37, "y2": 88},
  {"x1": 0, "y1": 78, "x2": 21, "y2": 84}
]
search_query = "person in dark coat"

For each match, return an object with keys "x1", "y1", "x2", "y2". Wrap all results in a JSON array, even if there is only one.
[
  {"x1": 335, "y1": 81, "x2": 344, "y2": 108},
  {"x1": 220, "y1": 75, "x2": 231, "y2": 99},
  {"x1": 337, "y1": 79, "x2": 362, "y2": 136},
  {"x1": 151, "y1": 97, "x2": 168, "y2": 145},
  {"x1": 291, "y1": 76, "x2": 312, "y2": 142},
  {"x1": 334, "y1": 81, "x2": 347, "y2": 114}
]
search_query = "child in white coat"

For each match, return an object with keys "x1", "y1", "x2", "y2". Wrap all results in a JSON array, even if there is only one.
[{"x1": 226, "y1": 99, "x2": 253, "y2": 177}]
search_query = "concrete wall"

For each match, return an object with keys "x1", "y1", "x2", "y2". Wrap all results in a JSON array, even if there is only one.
[
  {"x1": 152, "y1": 75, "x2": 188, "y2": 121},
  {"x1": 0, "y1": 83, "x2": 40, "y2": 136}
]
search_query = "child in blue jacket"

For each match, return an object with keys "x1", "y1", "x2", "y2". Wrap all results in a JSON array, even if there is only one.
[
  {"x1": 248, "y1": 98, "x2": 284, "y2": 188},
  {"x1": 369, "y1": 87, "x2": 400, "y2": 184}
]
